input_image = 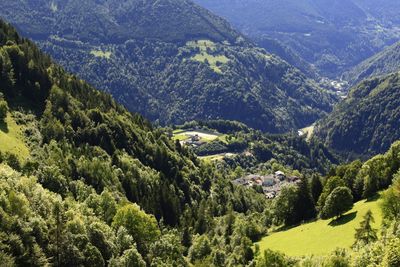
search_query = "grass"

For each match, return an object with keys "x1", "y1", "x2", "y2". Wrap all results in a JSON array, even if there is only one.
[
  {"x1": 172, "y1": 130, "x2": 221, "y2": 142},
  {"x1": 256, "y1": 195, "x2": 383, "y2": 257},
  {"x1": 186, "y1": 39, "x2": 229, "y2": 73},
  {"x1": 299, "y1": 125, "x2": 315, "y2": 141},
  {"x1": 0, "y1": 113, "x2": 30, "y2": 161},
  {"x1": 90, "y1": 50, "x2": 112, "y2": 59},
  {"x1": 198, "y1": 154, "x2": 225, "y2": 162}
]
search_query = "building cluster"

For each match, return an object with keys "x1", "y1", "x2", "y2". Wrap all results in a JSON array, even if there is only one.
[
  {"x1": 232, "y1": 171, "x2": 301, "y2": 199},
  {"x1": 182, "y1": 134, "x2": 206, "y2": 147}
]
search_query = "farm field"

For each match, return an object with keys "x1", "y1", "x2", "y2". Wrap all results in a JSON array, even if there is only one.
[{"x1": 256, "y1": 194, "x2": 383, "y2": 256}]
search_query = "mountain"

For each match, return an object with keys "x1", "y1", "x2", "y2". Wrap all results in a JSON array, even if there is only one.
[
  {"x1": 0, "y1": 18, "x2": 273, "y2": 266},
  {"x1": 344, "y1": 41, "x2": 400, "y2": 86},
  {"x1": 0, "y1": 0, "x2": 336, "y2": 133},
  {"x1": 194, "y1": 0, "x2": 400, "y2": 78},
  {"x1": 1, "y1": 0, "x2": 240, "y2": 43},
  {"x1": 314, "y1": 72, "x2": 400, "y2": 157},
  {"x1": 0, "y1": 19, "x2": 339, "y2": 266}
]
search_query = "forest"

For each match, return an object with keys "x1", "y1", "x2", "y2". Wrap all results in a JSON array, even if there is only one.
[
  {"x1": 1, "y1": 18, "x2": 400, "y2": 266},
  {"x1": 0, "y1": 0, "x2": 337, "y2": 133},
  {"x1": 314, "y1": 72, "x2": 400, "y2": 158}
]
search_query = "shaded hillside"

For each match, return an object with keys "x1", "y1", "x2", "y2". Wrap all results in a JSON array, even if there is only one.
[
  {"x1": 194, "y1": 0, "x2": 400, "y2": 77},
  {"x1": 0, "y1": 0, "x2": 336, "y2": 133},
  {"x1": 314, "y1": 73, "x2": 400, "y2": 157},
  {"x1": 344, "y1": 41, "x2": 400, "y2": 85},
  {"x1": 1, "y1": 0, "x2": 240, "y2": 43}
]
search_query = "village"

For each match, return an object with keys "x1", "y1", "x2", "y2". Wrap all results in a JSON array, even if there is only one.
[{"x1": 232, "y1": 171, "x2": 301, "y2": 199}]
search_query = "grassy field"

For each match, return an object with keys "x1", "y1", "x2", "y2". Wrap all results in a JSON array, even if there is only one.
[
  {"x1": 90, "y1": 49, "x2": 112, "y2": 59},
  {"x1": 0, "y1": 113, "x2": 30, "y2": 161},
  {"x1": 172, "y1": 130, "x2": 222, "y2": 142},
  {"x1": 186, "y1": 39, "x2": 229, "y2": 73},
  {"x1": 299, "y1": 124, "x2": 315, "y2": 141},
  {"x1": 256, "y1": 195, "x2": 383, "y2": 257}
]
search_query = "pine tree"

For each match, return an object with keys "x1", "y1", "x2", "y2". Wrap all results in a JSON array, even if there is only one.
[
  {"x1": 310, "y1": 174, "x2": 323, "y2": 203},
  {"x1": 353, "y1": 210, "x2": 377, "y2": 247}
]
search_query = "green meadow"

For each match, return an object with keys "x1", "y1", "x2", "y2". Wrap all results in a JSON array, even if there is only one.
[
  {"x1": 256, "y1": 195, "x2": 383, "y2": 256},
  {"x1": 0, "y1": 113, "x2": 30, "y2": 161},
  {"x1": 187, "y1": 39, "x2": 229, "y2": 73}
]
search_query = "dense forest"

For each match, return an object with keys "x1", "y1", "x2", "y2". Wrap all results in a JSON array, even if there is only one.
[
  {"x1": 314, "y1": 72, "x2": 400, "y2": 158},
  {"x1": 1, "y1": 19, "x2": 400, "y2": 266},
  {"x1": 344, "y1": 41, "x2": 400, "y2": 85},
  {"x1": 0, "y1": 0, "x2": 337, "y2": 133},
  {"x1": 0, "y1": 19, "x2": 271, "y2": 266},
  {"x1": 194, "y1": 0, "x2": 400, "y2": 77}
]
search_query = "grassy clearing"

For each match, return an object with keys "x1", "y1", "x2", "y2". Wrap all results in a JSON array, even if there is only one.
[
  {"x1": 172, "y1": 130, "x2": 221, "y2": 142},
  {"x1": 199, "y1": 153, "x2": 237, "y2": 163},
  {"x1": 217, "y1": 134, "x2": 229, "y2": 144},
  {"x1": 256, "y1": 195, "x2": 383, "y2": 257},
  {"x1": 0, "y1": 113, "x2": 30, "y2": 161},
  {"x1": 299, "y1": 125, "x2": 315, "y2": 141},
  {"x1": 198, "y1": 154, "x2": 225, "y2": 162},
  {"x1": 187, "y1": 39, "x2": 229, "y2": 73},
  {"x1": 90, "y1": 50, "x2": 112, "y2": 59}
]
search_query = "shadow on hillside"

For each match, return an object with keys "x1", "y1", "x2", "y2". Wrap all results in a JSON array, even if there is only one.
[
  {"x1": 0, "y1": 120, "x2": 8, "y2": 133},
  {"x1": 274, "y1": 218, "x2": 319, "y2": 233},
  {"x1": 329, "y1": 211, "x2": 357, "y2": 227},
  {"x1": 366, "y1": 193, "x2": 380, "y2": 202}
]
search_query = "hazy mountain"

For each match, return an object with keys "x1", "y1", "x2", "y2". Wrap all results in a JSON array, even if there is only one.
[
  {"x1": 314, "y1": 72, "x2": 400, "y2": 157},
  {"x1": 0, "y1": 0, "x2": 336, "y2": 133},
  {"x1": 344, "y1": 41, "x2": 400, "y2": 85},
  {"x1": 194, "y1": 0, "x2": 400, "y2": 78}
]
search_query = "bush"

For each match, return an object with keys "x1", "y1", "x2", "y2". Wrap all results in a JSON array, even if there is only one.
[{"x1": 0, "y1": 99, "x2": 8, "y2": 121}]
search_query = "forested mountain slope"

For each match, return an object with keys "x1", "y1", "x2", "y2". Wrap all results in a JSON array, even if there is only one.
[
  {"x1": 0, "y1": 0, "x2": 336, "y2": 133},
  {"x1": 0, "y1": 19, "x2": 276, "y2": 266},
  {"x1": 344, "y1": 41, "x2": 400, "y2": 85},
  {"x1": 194, "y1": 0, "x2": 400, "y2": 77},
  {"x1": 1, "y1": 0, "x2": 240, "y2": 43},
  {"x1": 314, "y1": 72, "x2": 400, "y2": 157}
]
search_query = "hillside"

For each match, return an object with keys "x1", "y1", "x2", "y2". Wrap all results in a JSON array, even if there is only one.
[
  {"x1": 0, "y1": 0, "x2": 336, "y2": 133},
  {"x1": 314, "y1": 72, "x2": 400, "y2": 157},
  {"x1": 1, "y1": 0, "x2": 240, "y2": 43},
  {"x1": 257, "y1": 195, "x2": 383, "y2": 256},
  {"x1": 0, "y1": 18, "x2": 342, "y2": 267},
  {"x1": 0, "y1": 19, "x2": 267, "y2": 265},
  {"x1": 344, "y1": 41, "x2": 400, "y2": 85},
  {"x1": 194, "y1": 0, "x2": 400, "y2": 77}
]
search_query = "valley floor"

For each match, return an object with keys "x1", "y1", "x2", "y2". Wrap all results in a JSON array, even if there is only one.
[{"x1": 256, "y1": 194, "x2": 382, "y2": 256}]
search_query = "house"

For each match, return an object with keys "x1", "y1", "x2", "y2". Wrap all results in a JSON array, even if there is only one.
[
  {"x1": 265, "y1": 192, "x2": 275, "y2": 199},
  {"x1": 275, "y1": 171, "x2": 286, "y2": 180},
  {"x1": 233, "y1": 171, "x2": 301, "y2": 199},
  {"x1": 191, "y1": 134, "x2": 201, "y2": 142}
]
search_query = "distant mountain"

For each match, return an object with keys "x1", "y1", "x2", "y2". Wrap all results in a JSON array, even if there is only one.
[
  {"x1": 252, "y1": 36, "x2": 318, "y2": 78},
  {"x1": 194, "y1": 0, "x2": 400, "y2": 78},
  {"x1": 314, "y1": 72, "x2": 400, "y2": 157},
  {"x1": 0, "y1": 0, "x2": 336, "y2": 133},
  {"x1": 1, "y1": 0, "x2": 240, "y2": 43},
  {"x1": 344, "y1": 41, "x2": 400, "y2": 86}
]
